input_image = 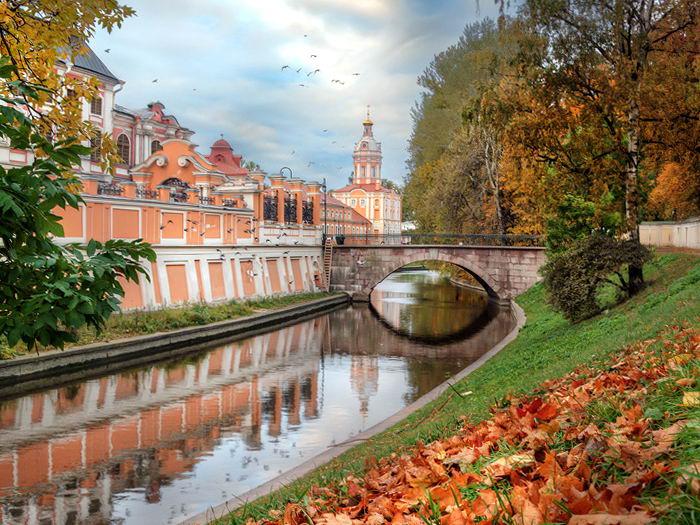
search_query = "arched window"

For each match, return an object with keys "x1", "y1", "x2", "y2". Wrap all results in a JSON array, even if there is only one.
[
  {"x1": 116, "y1": 134, "x2": 130, "y2": 164},
  {"x1": 151, "y1": 140, "x2": 162, "y2": 154}
]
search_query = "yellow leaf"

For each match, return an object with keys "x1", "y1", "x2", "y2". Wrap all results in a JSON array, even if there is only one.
[{"x1": 681, "y1": 391, "x2": 700, "y2": 407}]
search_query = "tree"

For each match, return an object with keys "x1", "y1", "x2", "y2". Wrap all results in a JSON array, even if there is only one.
[
  {"x1": 380, "y1": 179, "x2": 402, "y2": 193},
  {"x1": 0, "y1": 0, "x2": 135, "y2": 167},
  {"x1": 509, "y1": 0, "x2": 698, "y2": 291},
  {"x1": 243, "y1": 160, "x2": 262, "y2": 171},
  {"x1": 542, "y1": 233, "x2": 652, "y2": 323},
  {"x1": 648, "y1": 162, "x2": 700, "y2": 220},
  {"x1": 0, "y1": 59, "x2": 155, "y2": 349}
]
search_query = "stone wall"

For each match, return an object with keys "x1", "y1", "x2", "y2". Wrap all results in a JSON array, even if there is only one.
[{"x1": 330, "y1": 245, "x2": 547, "y2": 302}]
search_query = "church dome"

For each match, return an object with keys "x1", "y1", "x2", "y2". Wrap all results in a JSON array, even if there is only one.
[{"x1": 211, "y1": 138, "x2": 233, "y2": 150}]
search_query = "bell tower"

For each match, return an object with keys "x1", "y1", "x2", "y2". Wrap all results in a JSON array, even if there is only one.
[{"x1": 353, "y1": 106, "x2": 382, "y2": 186}]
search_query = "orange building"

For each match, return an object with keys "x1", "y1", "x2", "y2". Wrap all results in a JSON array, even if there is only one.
[
  {"x1": 322, "y1": 195, "x2": 372, "y2": 238},
  {"x1": 331, "y1": 109, "x2": 402, "y2": 235},
  {"x1": 0, "y1": 47, "x2": 337, "y2": 310}
]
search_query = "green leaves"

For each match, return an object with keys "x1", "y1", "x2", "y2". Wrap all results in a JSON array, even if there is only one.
[{"x1": 0, "y1": 56, "x2": 156, "y2": 350}]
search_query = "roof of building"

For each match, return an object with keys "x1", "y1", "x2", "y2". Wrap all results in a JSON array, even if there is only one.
[
  {"x1": 71, "y1": 47, "x2": 119, "y2": 82},
  {"x1": 333, "y1": 183, "x2": 395, "y2": 194},
  {"x1": 206, "y1": 137, "x2": 248, "y2": 177},
  {"x1": 324, "y1": 196, "x2": 371, "y2": 224},
  {"x1": 211, "y1": 138, "x2": 232, "y2": 149}
]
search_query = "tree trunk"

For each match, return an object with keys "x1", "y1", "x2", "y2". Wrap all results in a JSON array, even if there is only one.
[{"x1": 626, "y1": 100, "x2": 644, "y2": 294}]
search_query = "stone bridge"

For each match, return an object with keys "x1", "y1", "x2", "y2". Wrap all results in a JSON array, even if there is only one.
[{"x1": 329, "y1": 245, "x2": 548, "y2": 303}]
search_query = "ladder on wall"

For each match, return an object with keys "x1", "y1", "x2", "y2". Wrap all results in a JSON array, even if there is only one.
[{"x1": 322, "y1": 237, "x2": 333, "y2": 291}]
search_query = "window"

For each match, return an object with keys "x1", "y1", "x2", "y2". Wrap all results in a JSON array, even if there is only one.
[
  {"x1": 89, "y1": 131, "x2": 101, "y2": 162},
  {"x1": 90, "y1": 97, "x2": 102, "y2": 116},
  {"x1": 116, "y1": 134, "x2": 130, "y2": 164},
  {"x1": 361, "y1": 142, "x2": 367, "y2": 149},
  {"x1": 361, "y1": 166, "x2": 366, "y2": 178},
  {"x1": 360, "y1": 199, "x2": 365, "y2": 206},
  {"x1": 151, "y1": 140, "x2": 163, "y2": 154},
  {"x1": 351, "y1": 199, "x2": 356, "y2": 206},
  {"x1": 371, "y1": 166, "x2": 376, "y2": 179}
]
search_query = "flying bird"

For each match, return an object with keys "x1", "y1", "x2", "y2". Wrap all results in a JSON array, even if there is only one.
[
  {"x1": 332, "y1": 141, "x2": 337, "y2": 144},
  {"x1": 304, "y1": 34, "x2": 308, "y2": 37},
  {"x1": 352, "y1": 73, "x2": 360, "y2": 76},
  {"x1": 281, "y1": 65, "x2": 290, "y2": 71},
  {"x1": 313, "y1": 69, "x2": 320, "y2": 74},
  {"x1": 296, "y1": 67, "x2": 302, "y2": 73},
  {"x1": 152, "y1": 78, "x2": 158, "y2": 83},
  {"x1": 310, "y1": 54, "x2": 317, "y2": 58},
  {"x1": 104, "y1": 49, "x2": 111, "y2": 53},
  {"x1": 291, "y1": 150, "x2": 295, "y2": 155},
  {"x1": 299, "y1": 83, "x2": 307, "y2": 87},
  {"x1": 323, "y1": 129, "x2": 328, "y2": 132},
  {"x1": 307, "y1": 71, "x2": 313, "y2": 77}
]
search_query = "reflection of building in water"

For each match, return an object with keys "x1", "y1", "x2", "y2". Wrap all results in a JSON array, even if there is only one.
[
  {"x1": 349, "y1": 356, "x2": 379, "y2": 416},
  {"x1": 0, "y1": 318, "x2": 326, "y2": 525}
]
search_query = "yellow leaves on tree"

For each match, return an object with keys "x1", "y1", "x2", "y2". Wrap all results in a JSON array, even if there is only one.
[
  {"x1": 0, "y1": 0, "x2": 135, "y2": 172},
  {"x1": 648, "y1": 162, "x2": 700, "y2": 220}
]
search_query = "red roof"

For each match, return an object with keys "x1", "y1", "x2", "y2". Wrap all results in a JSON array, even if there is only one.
[{"x1": 206, "y1": 138, "x2": 248, "y2": 177}]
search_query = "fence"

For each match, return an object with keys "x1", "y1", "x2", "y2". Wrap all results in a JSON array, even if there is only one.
[{"x1": 332, "y1": 233, "x2": 544, "y2": 247}]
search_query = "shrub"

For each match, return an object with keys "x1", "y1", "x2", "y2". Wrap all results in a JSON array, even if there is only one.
[{"x1": 542, "y1": 233, "x2": 652, "y2": 322}]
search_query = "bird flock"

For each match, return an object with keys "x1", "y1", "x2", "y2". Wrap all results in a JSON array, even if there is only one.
[{"x1": 111, "y1": 30, "x2": 365, "y2": 179}]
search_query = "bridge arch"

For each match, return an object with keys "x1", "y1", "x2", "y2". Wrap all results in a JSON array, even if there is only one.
[{"x1": 363, "y1": 249, "x2": 502, "y2": 300}]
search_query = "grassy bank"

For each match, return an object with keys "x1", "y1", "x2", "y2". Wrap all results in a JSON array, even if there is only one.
[
  {"x1": 215, "y1": 252, "x2": 700, "y2": 524},
  {"x1": 0, "y1": 292, "x2": 337, "y2": 359}
]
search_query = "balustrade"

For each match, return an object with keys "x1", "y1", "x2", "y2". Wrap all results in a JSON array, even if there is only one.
[{"x1": 97, "y1": 182, "x2": 124, "y2": 196}]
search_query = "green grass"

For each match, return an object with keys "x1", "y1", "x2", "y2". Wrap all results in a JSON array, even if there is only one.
[
  {"x1": 214, "y1": 252, "x2": 700, "y2": 524},
  {"x1": 0, "y1": 292, "x2": 338, "y2": 358}
]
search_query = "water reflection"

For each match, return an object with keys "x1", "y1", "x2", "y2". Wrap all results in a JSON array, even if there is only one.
[
  {"x1": 371, "y1": 270, "x2": 491, "y2": 342},
  {"x1": 0, "y1": 271, "x2": 514, "y2": 524}
]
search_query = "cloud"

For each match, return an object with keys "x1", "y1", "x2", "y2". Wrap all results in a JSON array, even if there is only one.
[{"x1": 92, "y1": 0, "x2": 498, "y2": 188}]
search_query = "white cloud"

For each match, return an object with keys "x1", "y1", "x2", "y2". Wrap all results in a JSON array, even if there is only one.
[{"x1": 92, "y1": 0, "x2": 498, "y2": 187}]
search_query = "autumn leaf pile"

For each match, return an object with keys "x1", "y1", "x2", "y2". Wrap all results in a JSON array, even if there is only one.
[{"x1": 253, "y1": 327, "x2": 700, "y2": 525}]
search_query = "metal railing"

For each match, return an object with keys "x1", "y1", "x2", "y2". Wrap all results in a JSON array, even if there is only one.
[
  {"x1": 284, "y1": 196, "x2": 297, "y2": 224},
  {"x1": 302, "y1": 201, "x2": 313, "y2": 224},
  {"x1": 335, "y1": 233, "x2": 544, "y2": 247},
  {"x1": 136, "y1": 187, "x2": 159, "y2": 199},
  {"x1": 97, "y1": 182, "x2": 123, "y2": 196},
  {"x1": 263, "y1": 195, "x2": 277, "y2": 221}
]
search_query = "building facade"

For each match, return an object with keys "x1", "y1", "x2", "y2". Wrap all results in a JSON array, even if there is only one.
[
  {"x1": 330, "y1": 110, "x2": 402, "y2": 235},
  {"x1": 0, "y1": 47, "x2": 359, "y2": 310},
  {"x1": 322, "y1": 195, "x2": 372, "y2": 237}
]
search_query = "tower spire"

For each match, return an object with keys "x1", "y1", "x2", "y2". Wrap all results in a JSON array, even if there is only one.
[{"x1": 363, "y1": 105, "x2": 373, "y2": 126}]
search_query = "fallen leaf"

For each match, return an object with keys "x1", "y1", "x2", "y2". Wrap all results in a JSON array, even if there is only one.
[
  {"x1": 675, "y1": 378, "x2": 695, "y2": 387},
  {"x1": 681, "y1": 391, "x2": 700, "y2": 407}
]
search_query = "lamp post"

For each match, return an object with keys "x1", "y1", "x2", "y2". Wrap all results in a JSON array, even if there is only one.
[{"x1": 322, "y1": 177, "x2": 328, "y2": 244}]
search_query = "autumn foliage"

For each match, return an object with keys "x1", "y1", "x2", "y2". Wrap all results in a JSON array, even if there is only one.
[{"x1": 244, "y1": 326, "x2": 700, "y2": 525}]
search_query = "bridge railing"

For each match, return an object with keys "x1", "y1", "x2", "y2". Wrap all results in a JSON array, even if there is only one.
[{"x1": 331, "y1": 233, "x2": 544, "y2": 247}]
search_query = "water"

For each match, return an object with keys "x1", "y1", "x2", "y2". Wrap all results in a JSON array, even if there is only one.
[{"x1": 0, "y1": 270, "x2": 514, "y2": 524}]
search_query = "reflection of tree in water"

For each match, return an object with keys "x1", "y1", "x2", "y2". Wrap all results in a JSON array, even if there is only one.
[{"x1": 371, "y1": 271, "x2": 489, "y2": 339}]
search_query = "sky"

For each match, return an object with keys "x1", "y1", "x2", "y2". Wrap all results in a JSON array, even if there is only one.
[{"x1": 91, "y1": 0, "x2": 500, "y2": 189}]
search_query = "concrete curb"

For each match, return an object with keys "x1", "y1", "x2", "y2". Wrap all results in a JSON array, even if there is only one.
[
  {"x1": 181, "y1": 300, "x2": 527, "y2": 525},
  {"x1": 0, "y1": 294, "x2": 350, "y2": 397}
]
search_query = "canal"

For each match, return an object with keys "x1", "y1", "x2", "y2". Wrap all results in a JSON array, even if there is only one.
[{"x1": 0, "y1": 269, "x2": 515, "y2": 524}]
